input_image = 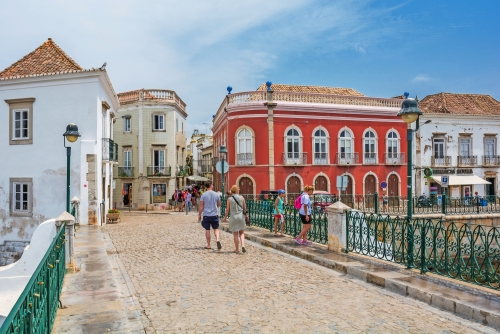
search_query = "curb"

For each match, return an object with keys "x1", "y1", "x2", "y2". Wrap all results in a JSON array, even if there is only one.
[{"x1": 220, "y1": 224, "x2": 500, "y2": 331}]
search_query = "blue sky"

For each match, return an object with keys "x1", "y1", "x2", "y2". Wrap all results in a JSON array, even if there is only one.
[{"x1": 0, "y1": 0, "x2": 498, "y2": 136}]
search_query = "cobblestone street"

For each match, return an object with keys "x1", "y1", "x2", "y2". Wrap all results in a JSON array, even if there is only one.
[{"x1": 105, "y1": 213, "x2": 488, "y2": 333}]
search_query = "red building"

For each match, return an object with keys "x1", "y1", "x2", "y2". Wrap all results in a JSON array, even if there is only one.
[{"x1": 212, "y1": 83, "x2": 408, "y2": 199}]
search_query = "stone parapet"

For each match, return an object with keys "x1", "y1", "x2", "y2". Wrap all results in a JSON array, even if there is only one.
[{"x1": 0, "y1": 241, "x2": 30, "y2": 266}]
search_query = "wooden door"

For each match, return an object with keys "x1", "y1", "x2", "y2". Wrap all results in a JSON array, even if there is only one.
[
  {"x1": 341, "y1": 175, "x2": 353, "y2": 207},
  {"x1": 239, "y1": 177, "x2": 253, "y2": 198},
  {"x1": 287, "y1": 176, "x2": 301, "y2": 195},
  {"x1": 315, "y1": 176, "x2": 327, "y2": 191},
  {"x1": 388, "y1": 174, "x2": 399, "y2": 197},
  {"x1": 365, "y1": 175, "x2": 376, "y2": 208}
]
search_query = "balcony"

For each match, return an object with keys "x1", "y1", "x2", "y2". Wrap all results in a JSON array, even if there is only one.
[
  {"x1": 313, "y1": 153, "x2": 328, "y2": 165},
  {"x1": 385, "y1": 152, "x2": 405, "y2": 165},
  {"x1": 431, "y1": 156, "x2": 451, "y2": 166},
  {"x1": 282, "y1": 152, "x2": 307, "y2": 165},
  {"x1": 117, "y1": 166, "x2": 134, "y2": 178},
  {"x1": 147, "y1": 166, "x2": 172, "y2": 177},
  {"x1": 237, "y1": 153, "x2": 253, "y2": 165},
  {"x1": 118, "y1": 89, "x2": 186, "y2": 114},
  {"x1": 458, "y1": 156, "x2": 477, "y2": 167},
  {"x1": 336, "y1": 153, "x2": 359, "y2": 165},
  {"x1": 177, "y1": 166, "x2": 187, "y2": 177},
  {"x1": 482, "y1": 155, "x2": 500, "y2": 166},
  {"x1": 102, "y1": 138, "x2": 118, "y2": 162},
  {"x1": 363, "y1": 153, "x2": 377, "y2": 164}
]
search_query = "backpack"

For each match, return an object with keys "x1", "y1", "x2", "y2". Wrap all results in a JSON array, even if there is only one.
[{"x1": 294, "y1": 194, "x2": 303, "y2": 210}]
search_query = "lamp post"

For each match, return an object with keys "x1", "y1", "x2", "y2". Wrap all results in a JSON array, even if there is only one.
[
  {"x1": 397, "y1": 93, "x2": 422, "y2": 268},
  {"x1": 219, "y1": 145, "x2": 228, "y2": 198},
  {"x1": 63, "y1": 123, "x2": 81, "y2": 213}
]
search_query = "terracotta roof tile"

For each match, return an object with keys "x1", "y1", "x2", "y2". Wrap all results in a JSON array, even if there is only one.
[
  {"x1": 0, "y1": 38, "x2": 82, "y2": 79},
  {"x1": 419, "y1": 92, "x2": 500, "y2": 115},
  {"x1": 256, "y1": 83, "x2": 364, "y2": 96}
]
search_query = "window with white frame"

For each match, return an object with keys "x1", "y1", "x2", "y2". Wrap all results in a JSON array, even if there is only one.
[
  {"x1": 485, "y1": 137, "x2": 496, "y2": 157},
  {"x1": 237, "y1": 128, "x2": 253, "y2": 165},
  {"x1": 285, "y1": 128, "x2": 301, "y2": 164},
  {"x1": 153, "y1": 114, "x2": 164, "y2": 131},
  {"x1": 313, "y1": 129, "x2": 327, "y2": 164},
  {"x1": 153, "y1": 150, "x2": 165, "y2": 174},
  {"x1": 339, "y1": 129, "x2": 353, "y2": 161},
  {"x1": 387, "y1": 131, "x2": 399, "y2": 157},
  {"x1": 124, "y1": 117, "x2": 131, "y2": 133},
  {"x1": 460, "y1": 138, "x2": 471, "y2": 157},
  {"x1": 364, "y1": 130, "x2": 377, "y2": 164},
  {"x1": 13, "y1": 109, "x2": 29, "y2": 140},
  {"x1": 433, "y1": 138, "x2": 445, "y2": 158},
  {"x1": 10, "y1": 178, "x2": 32, "y2": 216}
]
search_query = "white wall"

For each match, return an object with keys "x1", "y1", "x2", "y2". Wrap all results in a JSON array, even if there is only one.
[
  {"x1": 416, "y1": 114, "x2": 500, "y2": 197},
  {"x1": 0, "y1": 72, "x2": 117, "y2": 244}
]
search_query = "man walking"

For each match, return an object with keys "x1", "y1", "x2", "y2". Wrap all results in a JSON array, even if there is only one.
[{"x1": 198, "y1": 181, "x2": 222, "y2": 250}]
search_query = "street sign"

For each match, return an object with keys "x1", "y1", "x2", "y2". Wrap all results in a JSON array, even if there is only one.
[
  {"x1": 380, "y1": 181, "x2": 387, "y2": 189},
  {"x1": 215, "y1": 160, "x2": 229, "y2": 174},
  {"x1": 336, "y1": 176, "x2": 348, "y2": 190},
  {"x1": 441, "y1": 176, "x2": 449, "y2": 188}
]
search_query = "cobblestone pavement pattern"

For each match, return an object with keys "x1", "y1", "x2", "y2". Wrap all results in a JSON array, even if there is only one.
[{"x1": 105, "y1": 213, "x2": 486, "y2": 333}]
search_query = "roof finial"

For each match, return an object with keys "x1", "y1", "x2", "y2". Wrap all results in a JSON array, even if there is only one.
[
  {"x1": 415, "y1": 95, "x2": 419, "y2": 102},
  {"x1": 403, "y1": 92, "x2": 409, "y2": 99},
  {"x1": 266, "y1": 81, "x2": 272, "y2": 90},
  {"x1": 227, "y1": 86, "x2": 232, "y2": 94},
  {"x1": 48, "y1": 38, "x2": 52, "y2": 41}
]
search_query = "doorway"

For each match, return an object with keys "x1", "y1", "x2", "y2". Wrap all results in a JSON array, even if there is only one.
[
  {"x1": 287, "y1": 176, "x2": 301, "y2": 195},
  {"x1": 123, "y1": 183, "x2": 132, "y2": 206},
  {"x1": 315, "y1": 176, "x2": 328, "y2": 192},
  {"x1": 340, "y1": 175, "x2": 353, "y2": 207},
  {"x1": 486, "y1": 178, "x2": 496, "y2": 199},
  {"x1": 364, "y1": 175, "x2": 376, "y2": 208},
  {"x1": 239, "y1": 177, "x2": 253, "y2": 198}
]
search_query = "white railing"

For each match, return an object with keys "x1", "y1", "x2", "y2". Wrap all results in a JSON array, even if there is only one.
[
  {"x1": 272, "y1": 92, "x2": 401, "y2": 108},
  {"x1": 118, "y1": 89, "x2": 186, "y2": 112}
]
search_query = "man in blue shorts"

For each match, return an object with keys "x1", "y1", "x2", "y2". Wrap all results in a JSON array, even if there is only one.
[{"x1": 198, "y1": 181, "x2": 222, "y2": 250}]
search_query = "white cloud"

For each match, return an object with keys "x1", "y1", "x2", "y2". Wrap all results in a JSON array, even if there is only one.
[
  {"x1": 413, "y1": 74, "x2": 433, "y2": 82},
  {"x1": 0, "y1": 0, "x2": 411, "y2": 136}
]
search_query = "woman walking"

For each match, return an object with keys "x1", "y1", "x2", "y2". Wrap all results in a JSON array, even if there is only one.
[
  {"x1": 273, "y1": 189, "x2": 286, "y2": 237},
  {"x1": 223, "y1": 185, "x2": 247, "y2": 253},
  {"x1": 295, "y1": 185, "x2": 314, "y2": 245}
]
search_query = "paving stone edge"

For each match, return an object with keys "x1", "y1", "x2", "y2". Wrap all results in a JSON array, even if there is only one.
[{"x1": 220, "y1": 225, "x2": 500, "y2": 331}]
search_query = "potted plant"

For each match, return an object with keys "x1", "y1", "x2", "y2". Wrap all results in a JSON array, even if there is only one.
[{"x1": 106, "y1": 208, "x2": 121, "y2": 223}]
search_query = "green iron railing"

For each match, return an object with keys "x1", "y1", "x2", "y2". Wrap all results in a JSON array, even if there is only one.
[
  {"x1": 346, "y1": 211, "x2": 500, "y2": 290},
  {"x1": 0, "y1": 223, "x2": 66, "y2": 334},
  {"x1": 221, "y1": 197, "x2": 328, "y2": 244}
]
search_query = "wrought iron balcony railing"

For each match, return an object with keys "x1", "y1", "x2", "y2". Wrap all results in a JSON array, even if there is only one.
[
  {"x1": 384, "y1": 152, "x2": 405, "y2": 165},
  {"x1": 102, "y1": 138, "x2": 118, "y2": 162},
  {"x1": 313, "y1": 153, "x2": 328, "y2": 165},
  {"x1": 237, "y1": 153, "x2": 253, "y2": 165},
  {"x1": 282, "y1": 152, "x2": 307, "y2": 165},
  {"x1": 458, "y1": 155, "x2": 477, "y2": 166},
  {"x1": 363, "y1": 152, "x2": 377, "y2": 164},
  {"x1": 177, "y1": 166, "x2": 187, "y2": 177},
  {"x1": 336, "y1": 153, "x2": 359, "y2": 165},
  {"x1": 431, "y1": 156, "x2": 451, "y2": 166},
  {"x1": 482, "y1": 155, "x2": 500, "y2": 166},
  {"x1": 117, "y1": 166, "x2": 134, "y2": 178},
  {"x1": 147, "y1": 166, "x2": 171, "y2": 177}
]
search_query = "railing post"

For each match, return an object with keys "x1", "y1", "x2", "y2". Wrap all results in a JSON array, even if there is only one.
[
  {"x1": 419, "y1": 219, "x2": 426, "y2": 274},
  {"x1": 441, "y1": 193, "x2": 446, "y2": 214},
  {"x1": 374, "y1": 191, "x2": 378, "y2": 214}
]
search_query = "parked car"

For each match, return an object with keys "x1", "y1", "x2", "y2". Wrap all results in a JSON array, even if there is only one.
[{"x1": 312, "y1": 191, "x2": 337, "y2": 212}]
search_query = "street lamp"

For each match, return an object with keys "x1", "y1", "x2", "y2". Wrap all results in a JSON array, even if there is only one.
[
  {"x1": 63, "y1": 123, "x2": 81, "y2": 213},
  {"x1": 219, "y1": 145, "x2": 228, "y2": 197}
]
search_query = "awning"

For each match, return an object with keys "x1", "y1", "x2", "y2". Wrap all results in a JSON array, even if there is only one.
[
  {"x1": 431, "y1": 175, "x2": 491, "y2": 186},
  {"x1": 187, "y1": 175, "x2": 210, "y2": 182}
]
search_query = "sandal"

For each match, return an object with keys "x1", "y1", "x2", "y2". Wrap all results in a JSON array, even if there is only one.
[
  {"x1": 242, "y1": 247, "x2": 246, "y2": 253},
  {"x1": 274, "y1": 234, "x2": 279, "y2": 237},
  {"x1": 217, "y1": 241, "x2": 222, "y2": 250},
  {"x1": 204, "y1": 246, "x2": 211, "y2": 249}
]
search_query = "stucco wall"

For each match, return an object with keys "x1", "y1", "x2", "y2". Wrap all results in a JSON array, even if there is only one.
[{"x1": 0, "y1": 73, "x2": 117, "y2": 243}]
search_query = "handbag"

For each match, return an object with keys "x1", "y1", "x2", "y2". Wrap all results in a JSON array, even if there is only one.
[{"x1": 231, "y1": 195, "x2": 250, "y2": 225}]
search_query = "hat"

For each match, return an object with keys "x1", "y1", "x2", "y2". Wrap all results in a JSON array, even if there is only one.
[{"x1": 278, "y1": 189, "x2": 285, "y2": 195}]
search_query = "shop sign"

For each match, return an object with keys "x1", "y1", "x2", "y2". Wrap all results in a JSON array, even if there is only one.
[
  {"x1": 456, "y1": 169, "x2": 473, "y2": 175},
  {"x1": 432, "y1": 169, "x2": 454, "y2": 175}
]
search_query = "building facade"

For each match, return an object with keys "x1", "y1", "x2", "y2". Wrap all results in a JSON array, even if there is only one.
[
  {"x1": 212, "y1": 83, "x2": 408, "y2": 199},
  {"x1": 415, "y1": 93, "x2": 500, "y2": 197},
  {"x1": 0, "y1": 38, "x2": 119, "y2": 249},
  {"x1": 113, "y1": 89, "x2": 187, "y2": 208}
]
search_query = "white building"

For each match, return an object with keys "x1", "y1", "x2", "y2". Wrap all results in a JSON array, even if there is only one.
[
  {"x1": 113, "y1": 89, "x2": 187, "y2": 207},
  {"x1": 415, "y1": 92, "x2": 500, "y2": 197},
  {"x1": 0, "y1": 38, "x2": 119, "y2": 252}
]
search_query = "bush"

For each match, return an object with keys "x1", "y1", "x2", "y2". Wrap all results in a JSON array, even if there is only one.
[{"x1": 108, "y1": 208, "x2": 120, "y2": 214}]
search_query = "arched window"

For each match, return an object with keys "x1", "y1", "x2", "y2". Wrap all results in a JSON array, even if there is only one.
[
  {"x1": 364, "y1": 130, "x2": 377, "y2": 164},
  {"x1": 285, "y1": 128, "x2": 303, "y2": 164},
  {"x1": 338, "y1": 129, "x2": 355, "y2": 164},
  {"x1": 313, "y1": 129, "x2": 328, "y2": 164},
  {"x1": 386, "y1": 131, "x2": 401, "y2": 164},
  {"x1": 237, "y1": 128, "x2": 253, "y2": 165}
]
